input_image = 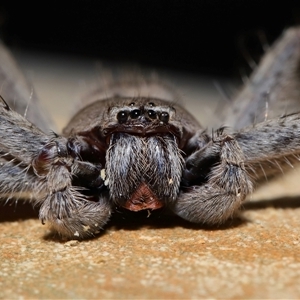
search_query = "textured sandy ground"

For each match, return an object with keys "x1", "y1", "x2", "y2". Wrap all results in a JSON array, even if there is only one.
[
  {"x1": 1, "y1": 187, "x2": 300, "y2": 299},
  {"x1": 0, "y1": 50, "x2": 300, "y2": 299}
]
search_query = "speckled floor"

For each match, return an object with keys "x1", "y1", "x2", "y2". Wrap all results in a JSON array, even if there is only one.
[
  {"x1": 0, "y1": 50, "x2": 300, "y2": 299},
  {"x1": 1, "y1": 186, "x2": 300, "y2": 299}
]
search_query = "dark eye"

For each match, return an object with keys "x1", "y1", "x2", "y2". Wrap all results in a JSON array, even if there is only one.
[
  {"x1": 117, "y1": 111, "x2": 128, "y2": 123},
  {"x1": 147, "y1": 109, "x2": 157, "y2": 119},
  {"x1": 149, "y1": 102, "x2": 155, "y2": 107},
  {"x1": 130, "y1": 109, "x2": 141, "y2": 119},
  {"x1": 159, "y1": 112, "x2": 169, "y2": 123}
]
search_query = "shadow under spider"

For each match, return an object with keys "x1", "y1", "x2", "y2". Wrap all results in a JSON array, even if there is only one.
[
  {"x1": 106, "y1": 207, "x2": 247, "y2": 232},
  {"x1": 102, "y1": 195, "x2": 300, "y2": 233},
  {"x1": 0, "y1": 201, "x2": 38, "y2": 222},
  {"x1": 243, "y1": 195, "x2": 300, "y2": 210}
]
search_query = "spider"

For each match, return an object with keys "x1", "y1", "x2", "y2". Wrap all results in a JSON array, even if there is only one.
[{"x1": 0, "y1": 27, "x2": 299, "y2": 239}]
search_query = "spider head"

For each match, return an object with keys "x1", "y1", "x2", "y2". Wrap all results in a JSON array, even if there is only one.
[{"x1": 101, "y1": 97, "x2": 181, "y2": 140}]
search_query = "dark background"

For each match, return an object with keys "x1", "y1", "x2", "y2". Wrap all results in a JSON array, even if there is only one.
[{"x1": 0, "y1": 1, "x2": 299, "y2": 77}]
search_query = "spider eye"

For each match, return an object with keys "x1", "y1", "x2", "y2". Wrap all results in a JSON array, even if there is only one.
[
  {"x1": 149, "y1": 102, "x2": 155, "y2": 107},
  {"x1": 130, "y1": 109, "x2": 141, "y2": 119},
  {"x1": 147, "y1": 109, "x2": 157, "y2": 119},
  {"x1": 159, "y1": 112, "x2": 169, "y2": 123},
  {"x1": 117, "y1": 111, "x2": 128, "y2": 123}
]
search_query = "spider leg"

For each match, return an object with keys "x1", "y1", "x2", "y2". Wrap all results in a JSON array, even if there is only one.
[
  {"x1": 0, "y1": 42, "x2": 55, "y2": 132},
  {"x1": 235, "y1": 112, "x2": 300, "y2": 181},
  {"x1": 221, "y1": 27, "x2": 300, "y2": 130},
  {"x1": 0, "y1": 98, "x2": 112, "y2": 238},
  {"x1": 173, "y1": 111, "x2": 300, "y2": 225},
  {"x1": 171, "y1": 132, "x2": 253, "y2": 224}
]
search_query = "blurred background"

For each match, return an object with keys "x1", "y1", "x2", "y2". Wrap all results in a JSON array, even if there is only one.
[{"x1": 0, "y1": 1, "x2": 299, "y2": 129}]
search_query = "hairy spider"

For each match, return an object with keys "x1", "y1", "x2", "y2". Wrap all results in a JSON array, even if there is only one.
[{"x1": 0, "y1": 27, "x2": 300, "y2": 239}]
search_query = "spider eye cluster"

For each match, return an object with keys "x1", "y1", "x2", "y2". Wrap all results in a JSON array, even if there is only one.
[{"x1": 116, "y1": 104, "x2": 170, "y2": 124}]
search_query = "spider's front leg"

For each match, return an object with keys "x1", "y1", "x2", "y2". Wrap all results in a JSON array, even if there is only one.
[
  {"x1": 0, "y1": 98, "x2": 112, "y2": 238},
  {"x1": 171, "y1": 130, "x2": 253, "y2": 224},
  {"x1": 172, "y1": 113, "x2": 300, "y2": 225},
  {"x1": 35, "y1": 135, "x2": 112, "y2": 238}
]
